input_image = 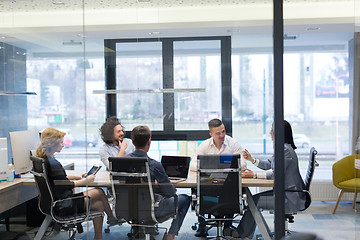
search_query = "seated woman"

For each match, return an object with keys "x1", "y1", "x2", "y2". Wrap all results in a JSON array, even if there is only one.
[
  {"x1": 233, "y1": 120, "x2": 307, "y2": 240},
  {"x1": 35, "y1": 128, "x2": 117, "y2": 240}
]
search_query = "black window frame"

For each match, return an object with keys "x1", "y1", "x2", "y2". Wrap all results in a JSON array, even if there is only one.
[{"x1": 104, "y1": 36, "x2": 232, "y2": 140}]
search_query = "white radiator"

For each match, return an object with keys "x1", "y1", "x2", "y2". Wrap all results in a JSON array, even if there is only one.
[{"x1": 258, "y1": 180, "x2": 359, "y2": 202}]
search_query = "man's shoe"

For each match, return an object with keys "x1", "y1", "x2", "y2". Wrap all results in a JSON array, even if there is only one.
[{"x1": 195, "y1": 226, "x2": 208, "y2": 237}]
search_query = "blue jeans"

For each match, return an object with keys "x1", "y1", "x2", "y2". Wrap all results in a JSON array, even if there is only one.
[{"x1": 155, "y1": 194, "x2": 191, "y2": 235}]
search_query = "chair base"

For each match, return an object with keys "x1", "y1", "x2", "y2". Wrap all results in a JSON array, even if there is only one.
[
  {"x1": 204, "y1": 220, "x2": 235, "y2": 240},
  {"x1": 127, "y1": 224, "x2": 166, "y2": 240}
]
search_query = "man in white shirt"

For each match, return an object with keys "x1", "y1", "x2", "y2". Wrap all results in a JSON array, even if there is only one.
[
  {"x1": 98, "y1": 116, "x2": 135, "y2": 169},
  {"x1": 190, "y1": 118, "x2": 246, "y2": 172},
  {"x1": 191, "y1": 118, "x2": 246, "y2": 237}
]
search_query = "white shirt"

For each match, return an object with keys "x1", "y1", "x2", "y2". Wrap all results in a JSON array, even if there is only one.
[
  {"x1": 98, "y1": 138, "x2": 135, "y2": 169},
  {"x1": 190, "y1": 135, "x2": 246, "y2": 171}
]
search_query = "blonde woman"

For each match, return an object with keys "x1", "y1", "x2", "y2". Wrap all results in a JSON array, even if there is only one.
[{"x1": 36, "y1": 128, "x2": 117, "y2": 240}]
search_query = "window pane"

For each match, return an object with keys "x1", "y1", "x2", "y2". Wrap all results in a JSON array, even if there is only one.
[
  {"x1": 116, "y1": 42, "x2": 163, "y2": 130},
  {"x1": 231, "y1": 40, "x2": 350, "y2": 181},
  {"x1": 174, "y1": 40, "x2": 221, "y2": 130}
]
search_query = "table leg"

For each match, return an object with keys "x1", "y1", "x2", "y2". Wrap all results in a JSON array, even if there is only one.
[{"x1": 245, "y1": 188, "x2": 272, "y2": 240}]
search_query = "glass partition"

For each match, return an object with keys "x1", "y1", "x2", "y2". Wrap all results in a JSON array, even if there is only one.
[
  {"x1": 355, "y1": 0, "x2": 360, "y2": 237},
  {"x1": 1, "y1": 0, "x2": 359, "y2": 238}
]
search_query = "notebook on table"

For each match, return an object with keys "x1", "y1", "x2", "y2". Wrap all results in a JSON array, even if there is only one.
[{"x1": 161, "y1": 155, "x2": 191, "y2": 183}]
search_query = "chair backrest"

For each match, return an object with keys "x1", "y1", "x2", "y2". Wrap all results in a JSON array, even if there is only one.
[
  {"x1": 30, "y1": 156, "x2": 55, "y2": 215},
  {"x1": 302, "y1": 147, "x2": 318, "y2": 210},
  {"x1": 304, "y1": 147, "x2": 318, "y2": 191},
  {"x1": 109, "y1": 157, "x2": 157, "y2": 225},
  {"x1": 196, "y1": 154, "x2": 243, "y2": 217}
]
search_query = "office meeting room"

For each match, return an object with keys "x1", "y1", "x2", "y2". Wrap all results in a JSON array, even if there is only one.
[{"x1": 1, "y1": 0, "x2": 360, "y2": 240}]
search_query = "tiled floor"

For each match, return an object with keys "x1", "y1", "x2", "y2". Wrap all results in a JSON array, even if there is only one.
[{"x1": 1, "y1": 201, "x2": 359, "y2": 240}]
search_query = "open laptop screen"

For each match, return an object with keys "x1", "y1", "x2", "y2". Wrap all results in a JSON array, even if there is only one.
[{"x1": 161, "y1": 155, "x2": 191, "y2": 178}]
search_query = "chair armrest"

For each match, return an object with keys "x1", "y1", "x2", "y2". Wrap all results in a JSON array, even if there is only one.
[
  {"x1": 284, "y1": 189, "x2": 311, "y2": 211},
  {"x1": 52, "y1": 195, "x2": 91, "y2": 216}
]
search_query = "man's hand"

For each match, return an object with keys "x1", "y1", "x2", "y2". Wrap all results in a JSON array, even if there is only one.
[
  {"x1": 119, "y1": 140, "x2": 128, "y2": 150},
  {"x1": 241, "y1": 168, "x2": 254, "y2": 178},
  {"x1": 117, "y1": 140, "x2": 128, "y2": 157}
]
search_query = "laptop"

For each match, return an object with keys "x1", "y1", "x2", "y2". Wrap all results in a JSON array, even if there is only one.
[{"x1": 161, "y1": 155, "x2": 191, "y2": 183}]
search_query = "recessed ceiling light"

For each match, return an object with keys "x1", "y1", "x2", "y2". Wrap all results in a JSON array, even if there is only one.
[
  {"x1": 306, "y1": 27, "x2": 320, "y2": 31},
  {"x1": 77, "y1": 33, "x2": 86, "y2": 38},
  {"x1": 52, "y1": 1, "x2": 64, "y2": 5},
  {"x1": 149, "y1": 31, "x2": 161, "y2": 35},
  {"x1": 137, "y1": 0, "x2": 151, "y2": 2},
  {"x1": 227, "y1": 29, "x2": 240, "y2": 33}
]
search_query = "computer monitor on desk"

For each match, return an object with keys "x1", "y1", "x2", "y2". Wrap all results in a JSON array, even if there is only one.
[
  {"x1": 0, "y1": 138, "x2": 8, "y2": 180},
  {"x1": 9, "y1": 129, "x2": 40, "y2": 174}
]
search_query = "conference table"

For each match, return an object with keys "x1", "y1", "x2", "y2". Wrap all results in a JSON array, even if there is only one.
[{"x1": 20, "y1": 170, "x2": 274, "y2": 240}]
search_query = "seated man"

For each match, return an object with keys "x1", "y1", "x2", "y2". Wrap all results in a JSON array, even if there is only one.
[
  {"x1": 190, "y1": 118, "x2": 247, "y2": 237},
  {"x1": 99, "y1": 116, "x2": 135, "y2": 169},
  {"x1": 127, "y1": 125, "x2": 191, "y2": 240}
]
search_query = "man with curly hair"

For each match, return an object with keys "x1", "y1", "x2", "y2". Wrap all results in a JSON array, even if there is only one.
[{"x1": 99, "y1": 116, "x2": 135, "y2": 169}]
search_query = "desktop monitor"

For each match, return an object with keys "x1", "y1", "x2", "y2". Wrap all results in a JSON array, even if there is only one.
[
  {"x1": 0, "y1": 138, "x2": 8, "y2": 180},
  {"x1": 9, "y1": 129, "x2": 40, "y2": 174}
]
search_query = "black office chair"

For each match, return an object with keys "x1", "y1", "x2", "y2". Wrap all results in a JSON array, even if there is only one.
[
  {"x1": 30, "y1": 156, "x2": 103, "y2": 240},
  {"x1": 109, "y1": 157, "x2": 177, "y2": 240},
  {"x1": 257, "y1": 147, "x2": 318, "y2": 239},
  {"x1": 285, "y1": 147, "x2": 318, "y2": 226},
  {"x1": 196, "y1": 154, "x2": 243, "y2": 240}
]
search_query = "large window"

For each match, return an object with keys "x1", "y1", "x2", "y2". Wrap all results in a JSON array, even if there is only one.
[
  {"x1": 105, "y1": 37, "x2": 231, "y2": 140},
  {"x1": 231, "y1": 40, "x2": 350, "y2": 180}
]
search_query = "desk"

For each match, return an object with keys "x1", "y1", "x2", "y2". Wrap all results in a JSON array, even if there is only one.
[
  {"x1": 0, "y1": 177, "x2": 38, "y2": 214},
  {"x1": 22, "y1": 170, "x2": 274, "y2": 240},
  {"x1": 23, "y1": 170, "x2": 274, "y2": 188}
]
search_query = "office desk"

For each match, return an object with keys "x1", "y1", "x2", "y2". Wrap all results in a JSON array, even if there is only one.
[
  {"x1": 22, "y1": 170, "x2": 274, "y2": 240},
  {"x1": 0, "y1": 177, "x2": 38, "y2": 214},
  {"x1": 23, "y1": 170, "x2": 273, "y2": 188}
]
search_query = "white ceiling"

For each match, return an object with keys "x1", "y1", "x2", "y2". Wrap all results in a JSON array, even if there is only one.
[{"x1": 0, "y1": 0, "x2": 357, "y2": 57}]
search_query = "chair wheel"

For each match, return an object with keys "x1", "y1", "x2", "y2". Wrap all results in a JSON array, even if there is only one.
[
  {"x1": 104, "y1": 228, "x2": 110, "y2": 233},
  {"x1": 192, "y1": 225, "x2": 197, "y2": 230}
]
